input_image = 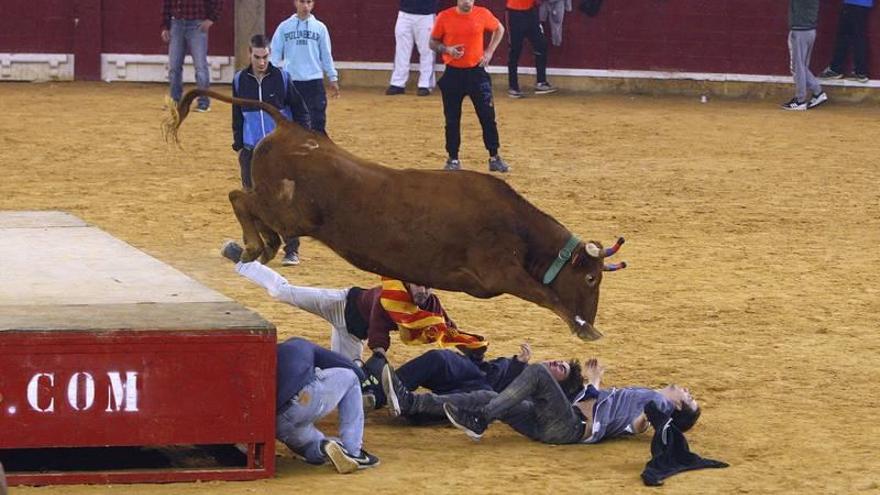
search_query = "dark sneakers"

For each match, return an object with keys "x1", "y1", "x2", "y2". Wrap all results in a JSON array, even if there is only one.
[
  {"x1": 488, "y1": 155, "x2": 510, "y2": 173},
  {"x1": 443, "y1": 402, "x2": 488, "y2": 441},
  {"x1": 819, "y1": 68, "x2": 843, "y2": 79},
  {"x1": 320, "y1": 440, "x2": 359, "y2": 474},
  {"x1": 220, "y1": 240, "x2": 243, "y2": 263},
  {"x1": 847, "y1": 73, "x2": 869, "y2": 83},
  {"x1": 381, "y1": 364, "x2": 413, "y2": 417},
  {"x1": 350, "y1": 447, "x2": 380, "y2": 469},
  {"x1": 780, "y1": 97, "x2": 807, "y2": 111},
  {"x1": 417, "y1": 87, "x2": 431, "y2": 96},
  {"x1": 385, "y1": 85, "x2": 405, "y2": 96},
  {"x1": 282, "y1": 251, "x2": 301, "y2": 266}
]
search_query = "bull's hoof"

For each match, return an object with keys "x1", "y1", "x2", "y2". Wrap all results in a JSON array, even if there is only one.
[
  {"x1": 241, "y1": 247, "x2": 262, "y2": 263},
  {"x1": 574, "y1": 325, "x2": 603, "y2": 342}
]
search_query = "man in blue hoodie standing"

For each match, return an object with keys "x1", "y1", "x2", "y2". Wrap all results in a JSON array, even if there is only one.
[
  {"x1": 233, "y1": 34, "x2": 310, "y2": 266},
  {"x1": 270, "y1": 0, "x2": 339, "y2": 135}
]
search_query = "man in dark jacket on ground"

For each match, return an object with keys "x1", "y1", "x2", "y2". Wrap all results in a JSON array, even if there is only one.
[{"x1": 275, "y1": 337, "x2": 379, "y2": 473}]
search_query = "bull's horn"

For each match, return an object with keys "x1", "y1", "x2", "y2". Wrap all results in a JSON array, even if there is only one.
[
  {"x1": 585, "y1": 243, "x2": 601, "y2": 258},
  {"x1": 603, "y1": 237, "x2": 625, "y2": 257},
  {"x1": 603, "y1": 261, "x2": 627, "y2": 272}
]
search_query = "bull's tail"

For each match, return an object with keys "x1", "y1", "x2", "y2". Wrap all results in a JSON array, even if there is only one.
[{"x1": 161, "y1": 89, "x2": 289, "y2": 145}]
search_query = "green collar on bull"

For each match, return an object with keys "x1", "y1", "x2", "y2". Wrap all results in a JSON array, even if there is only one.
[{"x1": 542, "y1": 235, "x2": 581, "y2": 285}]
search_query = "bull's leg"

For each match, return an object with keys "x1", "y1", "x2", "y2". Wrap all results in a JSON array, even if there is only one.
[
  {"x1": 229, "y1": 189, "x2": 266, "y2": 263},
  {"x1": 254, "y1": 218, "x2": 281, "y2": 264}
]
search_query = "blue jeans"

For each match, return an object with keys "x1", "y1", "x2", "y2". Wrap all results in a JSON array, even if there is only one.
[
  {"x1": 397, "y1": 349, "x2": 492, "y2": 395},
  {"x1": 293, "y1": 79, "x2": 328, "y2": 135},
  {"x1": 168, "y1": 19, "x2": 210, "y2": 108},
  {"x1": 275, "y1": 367, "x2": 364, "y2": 463}
]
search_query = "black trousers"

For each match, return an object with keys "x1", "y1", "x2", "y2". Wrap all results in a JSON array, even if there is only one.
[
  {"x1": 438, "y1": 66, "x2": 499, "y2": 159},
  {"x1": 507, "y1": 7, "x2": 548, "y2": 90},
  {"x1": 238, "y1": 148, "x2": 300, "y2": 255},
  {"x1": 829, "y1": 4, "x2": 870, "y2": 75}
]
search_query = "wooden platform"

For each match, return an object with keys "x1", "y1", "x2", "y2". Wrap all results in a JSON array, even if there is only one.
[{"x1": 0, "y1": 211, "x2": 277, "y2": 486}]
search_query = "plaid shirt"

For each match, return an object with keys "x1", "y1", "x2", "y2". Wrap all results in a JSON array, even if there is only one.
[{"x1": 162, "y1": 0, "x2": 223, "y2": 29}]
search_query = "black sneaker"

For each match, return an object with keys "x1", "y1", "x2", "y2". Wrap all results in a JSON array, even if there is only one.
[
  {"x1": 780, "y1": 97, "x2": 807, "y2": 111},
  {"x1": 385, "y1": 85, "x2": 405, "y2": 96},
  {"x1": 808, "y1": 91, "x2": 828, "y2": 109},
  {"x1": 488, "y1": 155, "x2": 510, "y2": 173},
  {"x1": 220, "y1": 240, "x2": 243, "y2": 263},
  {"x1": 320, "y1": 439, "x2": 359, "y2": 474},
  {"x1": 847, "y1": 73, "x2": 869, "y2": 83},
  {"x1": 417, "y1": 87, "x2": 431, "y2": 96},
  {"x1": 381, "y1": 364, "x2": 413, "y2": 417},
  {"x1": 443, "y1": 402, "x2": 487, "y2": 440},
  {"x1": 819, "y1": 68, "x2": 843, "y2": 79},
  {"x1": 349, "y1": 447, "x2": 380, "y2": 469}
]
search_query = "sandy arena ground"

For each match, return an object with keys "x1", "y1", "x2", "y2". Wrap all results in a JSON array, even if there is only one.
[{"x1": 1, "y1": 81, "x2": 879, "y2": 494}]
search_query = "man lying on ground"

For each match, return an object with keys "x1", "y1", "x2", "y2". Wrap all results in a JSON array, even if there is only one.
[
  {"x1": 380, "y1": 342, "x2": 533, "y2": 422},
  {"x1": 384, "y1": 358, "x2": 700, "y2": 445}
]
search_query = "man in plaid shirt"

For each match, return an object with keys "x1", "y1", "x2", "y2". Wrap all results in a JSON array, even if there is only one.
[{"x1": 161, "y1": 0, "x2": 223, "y2": 112}]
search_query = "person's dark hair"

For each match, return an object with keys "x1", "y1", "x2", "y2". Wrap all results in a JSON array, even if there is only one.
[
  {"x1": 250, "y1": 34, "x2": 270, "y2": 49},
  {"x1": 671, "y1": 402, "x2": 701, "y2": 432},
  {"x1": 559, "y1": 359, "x2": 583, "y2": 398}
]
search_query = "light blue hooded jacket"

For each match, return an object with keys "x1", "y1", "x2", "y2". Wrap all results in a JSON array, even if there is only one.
[{"x1": 269, "y1": 13, "x2": 338, "y2": 82}]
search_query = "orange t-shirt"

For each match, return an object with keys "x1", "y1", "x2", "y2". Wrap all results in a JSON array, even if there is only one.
[
  {"x1": 431, "y1": 6, "x2": 501, "y2": 69},
  {"x1": 507, "y1": 0, "x2": 536, "y2": 10}
]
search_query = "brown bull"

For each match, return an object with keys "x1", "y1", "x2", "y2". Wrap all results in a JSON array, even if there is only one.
[{"x1": 164, "y1": 89, "x2": 626, "y2": 341}]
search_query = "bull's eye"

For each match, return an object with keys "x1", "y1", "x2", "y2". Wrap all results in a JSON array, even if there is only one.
[{"x1": 585, "y1": 274, "x2": 596, "y2": 284}]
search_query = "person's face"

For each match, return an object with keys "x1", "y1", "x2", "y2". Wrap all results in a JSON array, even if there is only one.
[
  {"x1": 457, "y1": 0, "x2": 475, "y2": 13},
  {"x1": 404, "y1": 283, "x2": 432, "y2": 307},
  {"x1": 295, "y1": 0, "x2": 313, "y2": 16},
  {"x1": 250, "y1": 47, "x2": 269, "y2": 75},
  {"x1": 660, "y1": 384, "x2": 698, "y2": 411},
  {"x1": 543, "y1": 360, "x2": 571, "y2": 382}
]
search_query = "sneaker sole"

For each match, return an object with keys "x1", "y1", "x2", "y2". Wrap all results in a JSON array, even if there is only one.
[
  {"x1": 282, "y1": 260, "x2": 301, "y2": 266},
  {"x1": 381, "y1": 366, "x2": 401, "y2": 417},
  {"x1": 808, "y1": 98, "x2": 828, "y2": 110},
  {"x1": 323, "y1": 442, "x2": 359, "y2": 474},
  {"x1": 355, "y1": 457, "x2": 381, "y2": 469},
  {"x1": 443, "y1": 404, "x2": 483, "y2": 441},
  {"x1": 534, "y1": 89, "x2": 558, "y2": 95}
]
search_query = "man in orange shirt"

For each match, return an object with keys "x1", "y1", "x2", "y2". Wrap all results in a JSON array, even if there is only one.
[
  {"x1": 430, "y1": 0, "x2": 510, "y2": 173},
  {"x1": 506, "y1": 0, "x2": 557, "y2": 98}
]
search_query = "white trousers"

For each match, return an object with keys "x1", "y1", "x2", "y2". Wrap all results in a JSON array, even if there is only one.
[
  {"x1": 235, "y1": 261, "x2": 365, "y2": 360},
  {"x1": 390, "y1": 11, "x2": 436, "y2": 89}
]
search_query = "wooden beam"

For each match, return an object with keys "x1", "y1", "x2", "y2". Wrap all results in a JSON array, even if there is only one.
[{"x1": 234, "y1": 0, "x2": 265, "y2": 71}]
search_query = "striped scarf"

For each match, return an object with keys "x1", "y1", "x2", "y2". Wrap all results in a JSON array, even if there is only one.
[{"x1": 379, "y1": 278, "x2": 488, "y2": 349}]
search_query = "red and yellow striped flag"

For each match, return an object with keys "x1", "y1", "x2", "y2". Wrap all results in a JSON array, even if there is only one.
[{"x1": 379, "y1": 278, "x2": 488, "y2": 350}]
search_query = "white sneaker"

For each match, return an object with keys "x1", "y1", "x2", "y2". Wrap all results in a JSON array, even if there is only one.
[{"x1": 807, "y1": 91, "x2": 828, "y2": 109}]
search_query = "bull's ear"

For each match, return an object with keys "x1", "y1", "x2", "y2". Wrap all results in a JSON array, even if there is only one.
[{"x1": 585, "y1": 242, "x2": 601, "y2": 258}]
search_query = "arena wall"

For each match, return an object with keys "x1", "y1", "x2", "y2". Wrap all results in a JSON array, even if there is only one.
[{"x1": 1, "y1": 0, "x2": 877, "y2": 92}]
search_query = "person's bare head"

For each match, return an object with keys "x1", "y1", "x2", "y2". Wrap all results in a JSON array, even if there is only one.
[
  {"x1": 249, "y1": 35, "x2": 270, "y2": 76},
  {"x1": 403, "y1": 282, "x2": 433, "y2": 307},
  {"x1": 295, "y1": 0, "x2": 314, "y2": 18},
  {"x1": 658, "y1": 384, "x2": 701, "y2": 432},
  {"x1": 456, "y1": 0, "x2": 475, "y2": 13}
]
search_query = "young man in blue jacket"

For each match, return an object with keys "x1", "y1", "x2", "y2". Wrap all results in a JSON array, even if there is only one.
[
  {"x1": 232, "y1": 34, "x2": 310, "y2": 266},
  {"x1": 270, "y1": 0, "x2": 339, "y2": 135},
  {"x1": 275, "y1": 337, "x2": 380, "y2": 473}
]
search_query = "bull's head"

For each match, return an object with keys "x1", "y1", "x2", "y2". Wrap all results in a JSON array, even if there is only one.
[{"x1": 549, "y1": 237, "x2": 626, "y2": 341}]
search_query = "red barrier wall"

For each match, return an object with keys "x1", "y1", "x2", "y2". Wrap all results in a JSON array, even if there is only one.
[{"x1": 0, "y1": 0, "x2": 877, "y2": 79}]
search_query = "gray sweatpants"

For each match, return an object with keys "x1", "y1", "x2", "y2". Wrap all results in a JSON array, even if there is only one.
[{"x1": 788, "y1": 29, "x2": 822, "y2": 101}]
